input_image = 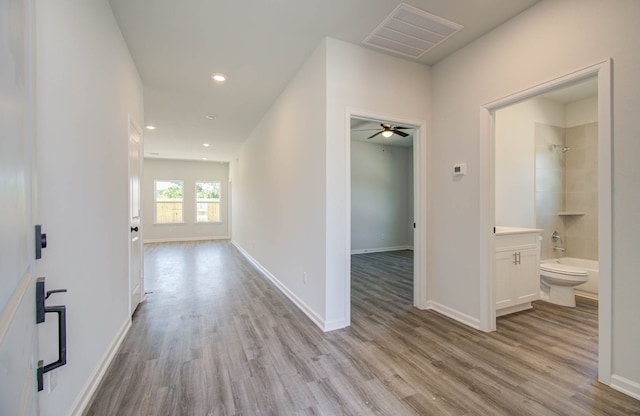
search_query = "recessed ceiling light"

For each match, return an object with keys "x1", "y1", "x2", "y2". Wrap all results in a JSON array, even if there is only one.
[
  {"x1": 211, "y1": 73, "x2": 226, "y2": 82},
  {"x1": 203, "y1": 143, "x2": 210, "y2": 147},
  {"x1": 205, "y1": 114, "x2": 217, "y2": 120},
  {"x1": 145, "y1": 125, "x2": 157, "y2": 130},
  {"x1": 202, "y1": 157, "x2": 208, "y2": 161}
]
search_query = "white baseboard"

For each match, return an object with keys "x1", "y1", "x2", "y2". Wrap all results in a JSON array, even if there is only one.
[
  {"x1": 67, "y1": 318, "x2": 132, "y2": 416},
  {"x1": 323, "y1": 318, "x2": 349, "y2": 332},
  {"x1": 424, "y1": 300, "x2": 481, "y2": 330},
  {"x1": 144, "y1": 236, "x2": 230, "y2": 244},
  {"x1": 351, "y1": 245, "x2": 413, "y2": 255},
  {"x1": 611, "y1": 374, "x2": 640, "y2": 401},
  {"x1": 231, "y1": 241, "x2": 331, "y2": 332}
]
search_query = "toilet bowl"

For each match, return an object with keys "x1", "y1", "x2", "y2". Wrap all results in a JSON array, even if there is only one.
[{"x1": 540, "y1": 262, "x2": 588, "y2": 307}]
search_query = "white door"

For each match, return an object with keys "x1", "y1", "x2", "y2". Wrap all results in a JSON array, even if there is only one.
[
  {"x1": 129, "y1": 120, "x2": 143, "y2": 315},
  {"x1": 0, "y1": 0, "x2": 39, "y2": 413}
]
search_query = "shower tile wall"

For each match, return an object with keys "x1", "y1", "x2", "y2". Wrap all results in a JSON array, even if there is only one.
[
  {"x1": 535, "y1": 122, "x2": 599, "y2": 260},
  {"x1": 564, "y1": 122, "x2": 598, "y2": 260}
]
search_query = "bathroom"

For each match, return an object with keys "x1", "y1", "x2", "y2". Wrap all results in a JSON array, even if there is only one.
[{"x1": 494, "y1": 77, "x2": 599, "y2": 306}]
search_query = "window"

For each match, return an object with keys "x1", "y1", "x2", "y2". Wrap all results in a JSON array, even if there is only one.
[
  {"x1": 196, "y1": 181, "x2": 221, "y2": 222},
  {"x1": 155, "y1": 180, "x2": 184, "y2": 223}
]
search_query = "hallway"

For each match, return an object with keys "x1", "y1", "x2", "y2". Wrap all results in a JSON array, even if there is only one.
[{"x1": 84, "y1": 242, "x2": 640, "y2": 415}]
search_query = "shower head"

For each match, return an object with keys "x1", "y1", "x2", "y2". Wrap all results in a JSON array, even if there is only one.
[{"x1": 553, "y1": 144, "x2": 571, "y2": 153}]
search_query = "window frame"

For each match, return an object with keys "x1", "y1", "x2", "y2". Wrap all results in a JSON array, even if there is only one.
[
  {"x1": 194, "y1": 180, "x2": 222, "y2": 223},
  {"x1": 154, "y1": 179, "x2": 185, "y2": 224}
]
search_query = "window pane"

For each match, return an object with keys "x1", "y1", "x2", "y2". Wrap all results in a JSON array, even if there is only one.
[
  {"x1": 156, "y1": 180, "x2": 183, "y2": 201},
  {"x1": 196, "y1": 181, "x2": 220, "y2": 201},
  {"x1": 196, "y1": 202, "x2": 220, "y2": 222},
  {"x1": 157, "y1": 202, "x2": 183, "y2": 223}
]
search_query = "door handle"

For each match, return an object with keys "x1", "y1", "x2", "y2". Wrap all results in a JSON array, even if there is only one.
[
  {"x1": 130, "y1": 226, "x2": 139, "y2": 232},
  {"x1": 36, "y1": 278, "x2": 67, "y2": 392}
]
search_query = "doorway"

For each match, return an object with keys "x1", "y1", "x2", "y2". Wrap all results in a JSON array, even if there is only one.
[
  {"x1": 346, "y1": 111, "x2": 428, "y2": 325},
  {"x1": 129, "y1": 117, "x2": 144, "y2": 315},
  {"x1": 480, "y1": 60, "x2": 612, "y2": 383}
]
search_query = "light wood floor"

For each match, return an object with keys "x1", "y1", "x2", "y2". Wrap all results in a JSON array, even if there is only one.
[{"x1": 84, "y1": 242, "x2": 640, "y2": 415}]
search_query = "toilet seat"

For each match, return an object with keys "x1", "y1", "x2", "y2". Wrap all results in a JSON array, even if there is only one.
[
  {"x1": 540, "y1": 262, "x2": 587, "y2": 275},
  {"x1": 540, "y1": 262, "x2": 588, "y2": 283}
]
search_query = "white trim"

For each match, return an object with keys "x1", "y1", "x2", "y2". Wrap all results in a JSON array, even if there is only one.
[
  {"x1": 231, "y1": 240, "x2": 329, "y2": 332},
  {"x1": 345, "y1": 108, "x2": 429, "y2": 325},
  {"x1": 0, "y1": 273, "x2": 32, "y2": 346},
  {"x1": 144, "y1": 236, "x2": 230, "y2": 244},
  {"x1": 611, "y1": 374, "x2": 640, "y2": 401},
  {"x1": 479, "y1": 60, "x2": 613, "y2": 382},
  {"x1": 67, "y1": 318, "x2": 132, "y2": 416},
  {"x1": 425, "y1": 300, "x2": 481, "y2": 330},
  {"x1": 351, "y1": 245, "x2": 413, "y2": 255}
]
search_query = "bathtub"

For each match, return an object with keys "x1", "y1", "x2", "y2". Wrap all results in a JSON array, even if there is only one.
[{"x1": 542, "y1": 257, "x2": 599, "y2": 300}]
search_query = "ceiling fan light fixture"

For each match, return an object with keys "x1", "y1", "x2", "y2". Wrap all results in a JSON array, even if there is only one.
[{"x1": 382, "y1": 130, "x2": 394, "y2": 138}]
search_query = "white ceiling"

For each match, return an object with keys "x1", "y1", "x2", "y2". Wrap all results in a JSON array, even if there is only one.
[{"x1": 108, "y1": 0, "x2": 540, "y2": 162}]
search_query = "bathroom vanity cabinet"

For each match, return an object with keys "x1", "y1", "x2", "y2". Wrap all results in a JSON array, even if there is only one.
[{"x1": 495, "y1": 227, "x2": 542, "y2": 317}]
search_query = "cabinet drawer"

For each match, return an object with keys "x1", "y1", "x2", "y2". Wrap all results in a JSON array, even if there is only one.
[{"x1": 495, "y1": 233, "x2": 538, "y2": 250}]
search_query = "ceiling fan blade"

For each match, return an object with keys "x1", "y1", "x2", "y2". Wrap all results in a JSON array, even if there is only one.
[
  {"x1": 393, "y1": 129, "x2": 409, "y2": 137},
  {"x1": 394, "y1": 126, "x2": 411, "y2": 130},
  {"x1": 367, "y1": 131, "x2": 383, "y2": 139}
]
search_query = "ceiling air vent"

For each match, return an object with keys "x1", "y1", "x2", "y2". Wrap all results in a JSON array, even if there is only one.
[{"x1": 363, "y1": 3, "x2": 463, "y2": 59}]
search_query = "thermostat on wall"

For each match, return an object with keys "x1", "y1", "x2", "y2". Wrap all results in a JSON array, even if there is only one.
[{"x1": 453, "y1": 163, "x2": 467, "y2": 176}]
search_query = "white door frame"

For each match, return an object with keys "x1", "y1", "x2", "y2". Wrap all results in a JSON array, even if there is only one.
[
  {"x1": 479, "y1": 60, "x2": 612, "y2": 383},
  {"x1": 345, "y1": 108, "x2": 429, "y2": 325},
  {"x1": 128, "y1": 116, "x2": 144, "y2": 315}
]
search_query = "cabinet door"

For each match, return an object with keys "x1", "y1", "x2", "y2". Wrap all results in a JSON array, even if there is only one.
[
  {"x1": 514, "y1": 247, "x2": 540, "y2": 303},
  {"x1": 495, "y1": 251, "x2": 514, "y2": 309}
]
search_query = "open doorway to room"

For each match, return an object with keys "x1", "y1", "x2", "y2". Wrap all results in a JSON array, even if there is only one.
[
  {"x1": 481, "y1": 60, "x2": 612, "y2": 383},
  {"x1": 349, "y1": 116, "x2": 417, "y2": 323}
]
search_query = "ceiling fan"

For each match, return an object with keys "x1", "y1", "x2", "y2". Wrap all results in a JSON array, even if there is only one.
[{"x1": 355, "y1": 123, "x2": 411, "y2": 139}]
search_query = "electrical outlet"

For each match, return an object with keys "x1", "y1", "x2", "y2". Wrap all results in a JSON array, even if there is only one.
[{"x1": 303, "y1": 272, "x2": 308, "y2": 284}]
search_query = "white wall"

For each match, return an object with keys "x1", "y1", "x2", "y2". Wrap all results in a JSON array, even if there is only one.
[
  {"x1": 143, "y1": 159, "x2": 229, "y2": 242},
  {"x1": 232, "y1": 40, "x2": 328, "y2": 325},
  {"x1": 430, "y1": 0, "x2": 640, "y2": 395},
  {"x1": 35, "y1": 1, "x2": 144, "y2": 414},
  {"x1": 326, "y1": 38, "x2": 430, "y2": 327},
  {"x1": 233, "y1": 38, "x2": 430, "y2": 330},
  {"x1": 351, "y1": 141, "x2": 412, "y2": 252},
  {"x1": 495, "y1": 97, "x2": 565, "y2": 227},
  {"x1": 566, "y1": 95, "x2": 598, "y2": 127}
]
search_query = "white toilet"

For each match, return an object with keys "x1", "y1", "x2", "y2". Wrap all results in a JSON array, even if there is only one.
[{"x1": 540, "y1": 262, "x2": 588, "y2": 307}]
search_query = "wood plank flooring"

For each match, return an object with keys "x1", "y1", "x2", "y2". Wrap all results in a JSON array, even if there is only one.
[{"x1": 84, "y1": 242, "x2": 640, "y2": 415}]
